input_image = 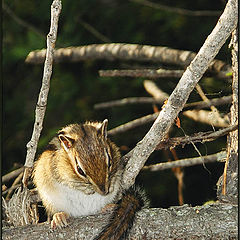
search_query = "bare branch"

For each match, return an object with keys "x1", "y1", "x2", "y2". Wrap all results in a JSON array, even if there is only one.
[
  {"x1": 6, "y1": 172, "x2": 24, "y2": 200},
  {"x1": 108, "y1": 105, "x2": 233, "y2": 137},
  {"x1": 130, "y1": 0, "x2": 222, "y2": 17},
  {"x1": 143, "y1": 151, "x2": 226, "y2": 171},
  {"x1": 183, "y1": 110, "x2": 229, "y2": 127},
  {"x1": 156, "y1": 124, "x2": 238, "y2": 150},
  {"x1": 25, "y1": 44, "x2": 231, "y2": 77},
  {"x1": 78, "y1": 18, "x2": 111, "y2": 43},
  {"x1": 23, "y1": 0, "x2": 62, "y2": 185},
  {"x1": 2, "y1": 167, "x2": 24, "y2": 184},
  {"x1": 183, "y1": 95, "x2": 232, "y2": 110},
  {"x1": 99, "y1": 69, "x2": 184, "y2": 78},
  {"x1": 108, "y1": 112, "x2": 159, "y2": 136},
  {"x1": 94, "y1": 95, "x2": 232, "y2": 110},
  {"x1": 94, "y1": 97, "x2": 163, "y2": 109},
  {"x1": 121, "y1": 0, "x2": 238, "y2": 189},
  {"x1": 143, "y1": 80, "x2": 169, "y2": 100}
]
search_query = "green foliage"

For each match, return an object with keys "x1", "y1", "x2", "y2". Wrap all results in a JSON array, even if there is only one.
[{"x1": 3, "y1": 0, "x2": 230, "y2": 207}]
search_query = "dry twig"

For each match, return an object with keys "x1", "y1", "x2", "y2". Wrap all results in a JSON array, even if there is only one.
[
  {"x1": 23, "y1": 0, "x2": 62, "y2": 186},
  {"x1": 108, "y1": 112, "x2": 159, "y2": 136},
  {"x1": 94, "y1": 95, "x2": 232, "y2": 110},
  {"x1": 156, "y1": 124, "x2": 238, "y2": 150},
  {"x1": 143, "y1": 80, "x2": 169, "y2": 100},
  {"x1": 99, "y1": 69, "x2": 184, "y2": 78},
  {"x1": 2, "y1": 167, "x2": 24, "y2": 184},
  {"x1": 143, "y1": 151, "x2": 226, "y2": 171},
  {"x1": 6, "y1": 172, "x2": 24, "y2": 200},
  {"x1": 183, "y1": 95, "x2": 232, "y2": 110},
  {"x1": 183, "y1": 109, "x2": 229, "y2": 127},
  {"x1": 78, "y1": 18, "x2": 111, "y2": 43}
]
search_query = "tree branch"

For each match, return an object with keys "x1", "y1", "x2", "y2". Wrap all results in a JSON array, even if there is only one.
[
  {"x1": 2, "y1": 167, "x2": 24, "y2": 184},
  {"x1": 94, "y1": 95, "x2": 232, "y2": 110},
  {"x1": 22, "y1": 0, "x2": 62, "y2": 185},
  {"x1": 121, "y1": 0, "x2": 237, "y2": 189},
  {"x1": 156, "y1": 124, "x2": 237, "y2": 150},
  {"x1": 108, "y1": 112, "x2": 159, "y2": 136},
  {"x1": 217, "y1": 28, "x2": 238, "y2": 204},
  {"x1": 2, "y1": 203, "x2": 238, "y2": 239},
  {"x1": 183, "y1": 109, "x2": 229, "y2": 127},
  {"x1": 143, "y1": 151, "x2": 226, "y2": 171},
  {"x1": 99, "y1": 68, "x2": 184, "y2": 78},
  {"x1": 78, "y1": 18, "x2": 111, "y2": 43},
  {"x1": 25, "y1": 44, "x2": 231, "y2": 78}
]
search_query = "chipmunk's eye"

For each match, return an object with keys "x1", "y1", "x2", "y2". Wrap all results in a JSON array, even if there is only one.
[
  {"x1": 105, "y1": 149, "x2": 112, "y2": 169},
  {"x1": 75, "y1": 158, "x2": 86, "y2": 177}
]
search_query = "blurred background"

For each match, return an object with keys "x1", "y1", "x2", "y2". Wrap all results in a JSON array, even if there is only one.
[{"x1": 3, "y1": 0, "x2": 231, "y2": 209}]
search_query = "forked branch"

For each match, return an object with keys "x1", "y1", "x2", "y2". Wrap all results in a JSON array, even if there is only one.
[{"x1": 121, "y1": 0, "x2": 238, "y2": 189}]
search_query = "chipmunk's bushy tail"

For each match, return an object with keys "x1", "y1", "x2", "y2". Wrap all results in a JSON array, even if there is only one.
[{"x1": 94, "y1": 186, "x2": 148, "y2": 240}]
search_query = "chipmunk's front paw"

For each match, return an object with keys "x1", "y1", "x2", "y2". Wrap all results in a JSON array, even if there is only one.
[{"x1": 51, "y1": 212, "x2": 69, "y2": 229}]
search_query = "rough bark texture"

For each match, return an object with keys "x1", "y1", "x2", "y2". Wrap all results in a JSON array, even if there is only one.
[
  {"x1": 25, "y1": 44, "x2": 231, "y2": 78},
  {"x1": 217, "y1": 28, "x2": 238, "y2": 205},
  {"x1": 2, "y1": 203, "x2": 238, "y2": 240}
]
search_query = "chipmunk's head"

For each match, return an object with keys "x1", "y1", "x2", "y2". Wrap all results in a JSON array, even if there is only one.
[{"x1": 57, "y1": 119, "x2": 121, "y2": 195}]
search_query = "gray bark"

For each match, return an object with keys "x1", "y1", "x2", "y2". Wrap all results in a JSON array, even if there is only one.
[{"x1": 2, "y1": 203, "x2": 238, "y2": 240}]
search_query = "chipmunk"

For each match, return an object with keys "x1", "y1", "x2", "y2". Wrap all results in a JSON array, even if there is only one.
[{"x1": 33, "y1": 119, "x2": 147, "y2": 239}]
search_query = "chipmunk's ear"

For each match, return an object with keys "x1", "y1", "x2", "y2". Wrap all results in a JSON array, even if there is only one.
[
  {"x1": 97, "y1": 119, "x2": 108, "y2": 139},
  {"x1": 58, "y1": 133, "x2": 75, "y2": 151}
]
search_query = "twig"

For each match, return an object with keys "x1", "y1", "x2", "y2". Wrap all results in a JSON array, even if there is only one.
[
  {"x1": 2, "y1": 184, "x2": 22, "y2": 196},
  {"x1": 2, "y1": 2, "x2": 45, "y2": 39},
  {"x1": 6, "y1": 172, "x2": 24, "y2": 200},
  {"x1": 143, "y1": 80, "x2": 169, "y2": 100},
  {"x1": 156, "y1": 124, "x2": 238, "y2": 150},
  {"x1": 165, "y1": 148, "x2": 184, "y2": 205},
  {"x1": 94, "y1": 95, "x2": 232, "y2": 110},
  {"x1": 121, "y1": 0, "x2": 237, "y2": 188},
  {"x1": 23, "y1": 0, "x2": 62, "y2": 186},
  {"x1": 94, "y1": 97, "x2": 163, "y2": 109},
  {"x1": 108, "y1": 107, "x2": 234, "y2": 136},
  {"x1": 2, "y1": 167, "x2": 24, "y2": 183},
  {"x1": 195, "y1": 84, "x2": 226, "y2": 128},
  {"x1": 99, "y1": 69, "x2": 184, "y2": 78},
  {"x1": 78, "y1": 18, "x2": 111, "y2": 43},
  {"x1": 195, "y1": 84, "x2": 218, "y2": 111},
  {"x1": 130, "y1": 0, "x2": 222, "y2": 17},
  {"x1": 143, "y1": 151, "x2": 226, "y2": 171},
  {"x1": 108, "y1": 112, "x2": 159, "y2": 136},
  {"x1": 183, "y1": 109, "x2": 229, "y2": 127},
  {"x1": 183, "y1": 95, "x2": 232, "y2": 110}
]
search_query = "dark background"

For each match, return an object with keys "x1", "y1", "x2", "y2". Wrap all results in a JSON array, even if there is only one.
[{"x1": 3, "y1": 0, "x2": 231, "y2": 209}]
